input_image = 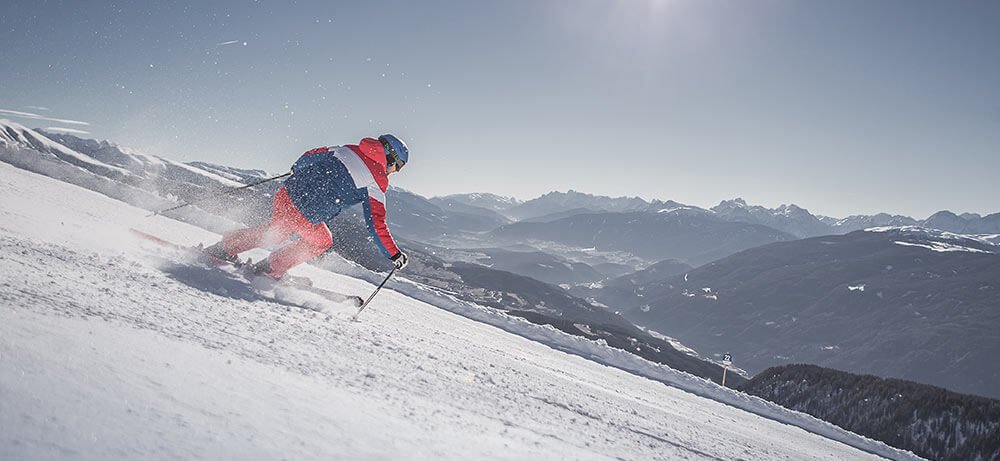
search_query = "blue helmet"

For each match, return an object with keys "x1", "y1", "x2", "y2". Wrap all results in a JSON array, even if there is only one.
[{"x1": 378, "y1": 134, "x2": 409, "y2": 171}]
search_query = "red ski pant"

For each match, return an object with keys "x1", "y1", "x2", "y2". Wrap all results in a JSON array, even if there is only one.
[{"x1": 221, "y1": 186, "x2": 333, "y2": 277}]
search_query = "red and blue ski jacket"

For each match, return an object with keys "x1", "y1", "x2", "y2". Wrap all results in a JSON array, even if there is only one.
[{"x1": 283, "y1": 138, "x2": 401, "y2": 259}]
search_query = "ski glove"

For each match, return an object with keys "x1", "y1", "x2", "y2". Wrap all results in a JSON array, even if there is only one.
[{"x1": 391, "y1": 251, "x2": 409, "y2": 270}]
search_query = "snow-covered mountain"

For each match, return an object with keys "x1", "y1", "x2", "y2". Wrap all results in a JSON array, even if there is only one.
[
  {"x1": 37, "y1": 129, "x2": 280, "y2": 225},
  {"x1": 825, "y1": 213, "x2": 921, "y2": 233},
  {"x1": 2, "y1": 119, "x2": 135, "y2": 181},
  {"x1": 589, "y1": 226, "x2": 1000, "y2": 400},
  {"x1": 0, "y1": 154, "x2": 919, "y2": 459},
  {"x1": 504, "y1": 190, "x2": 653, "y2": 221},
  {"x1": 426, "y1": 195, "x2": 513, "y2": 226},
  {"x1": 712, "y1": 198, "x2": 832, "y2": 238},
  {"x1": 186, "y1": 161, "x2": 273, "y2": 185},
  {"x1": 493, "y1": 189, "x2": 996, "y2": 239},
  {"x1": 37, "y1": 129, "x2": 255, "y2": 189},
  {"x1": 430, "y1": 192, "x2": 521, "y2": 215},
  {"x1": 922, "y1": 210, "x2": 1000, "y2": 234},
  {"x1": 389, "y1": 187, "x2": 511, "y2": 242},
  {"x1": 713, "y1": 198, "x2": 1000, "y2": 237},
  {"x1": 1, "y1": 120, "x2": 277, "y2": 230}
]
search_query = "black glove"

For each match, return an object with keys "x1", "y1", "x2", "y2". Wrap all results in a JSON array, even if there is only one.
[{"x1": 391, "y1": 251, "x2": 409, "y2": 270}]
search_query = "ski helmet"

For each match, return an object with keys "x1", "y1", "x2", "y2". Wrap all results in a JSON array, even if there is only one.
[{"x1": 378, "y1": 134, "x2": 409, "y2": 171}]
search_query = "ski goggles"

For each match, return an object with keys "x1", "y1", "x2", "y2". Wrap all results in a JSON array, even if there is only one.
[
  {"x1": 379, "y1": 135, "x2": 408, "y2": 172},
  {"x1": 384, "y1": 144, "x2": 406, "y2": 171}
]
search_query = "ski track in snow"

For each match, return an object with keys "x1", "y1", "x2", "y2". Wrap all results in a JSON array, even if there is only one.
[{"x1": 0, "y1": 162, "x2": 920, "y2": 460}]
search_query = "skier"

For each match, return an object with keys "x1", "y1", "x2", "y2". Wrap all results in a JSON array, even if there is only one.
[{"x1": 203, "y1": 134, "x2": 410, "y2": 279}]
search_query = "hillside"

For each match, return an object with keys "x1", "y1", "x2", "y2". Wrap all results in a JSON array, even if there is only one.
[
  {"x1": 0, "y1": 152, "x2": 917, "y2": 459},
  {"x1": 739, "y1": 364, "x2": 1000, "y2": 461},
  {"x1": 593, "y1": 229, "x2": 1000, "y2": 399}
]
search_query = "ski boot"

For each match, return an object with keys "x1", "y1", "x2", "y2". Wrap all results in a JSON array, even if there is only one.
[
  {"x1": 245, "y1": 257, "x2": 280, "y2": 280},
  {"x1": 200, "y1": 242, "x2": 241, "y2": 266}
]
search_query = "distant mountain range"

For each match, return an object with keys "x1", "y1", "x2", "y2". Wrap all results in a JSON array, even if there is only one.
[
  {"x1": 500, "y1": 190, "x2": 653, "y2": 221},
  {"x1": 8, "y1": 119, "x2": 995, "y2": 242},
  {"x1": 712, "y1": 198, "x2": 833, "y2": 237},
  {"x1": 386, "y1": 188, "x2": 509, "y2": 242},
  {"x1": 429, "y1": 192, "x2": 520, "y2": 216},
  {"x1": 476, "y1": 191, "x2": 1000, "y2": 239},
  {"x1": 586, "y1": 227, "x2": 1000, "y2": 399},
  {"x1": 491, "y1": 210, "x2": 797, "y2": 267},
  {"x1": 447, "y1": 188, "x2": 1000, "y2": 239}
]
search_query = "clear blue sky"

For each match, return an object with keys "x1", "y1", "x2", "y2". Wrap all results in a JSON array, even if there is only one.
[{"x1": 1, "y1": 0, "x2": 998, "y2": 218}]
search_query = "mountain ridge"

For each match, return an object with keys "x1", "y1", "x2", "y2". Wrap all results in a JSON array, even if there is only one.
[
  {"x1": 588, "y1": 227, "x2": 1000, "y2": 399},
  {"x1": 8, "y1": 120, "x2": 997, "y2": 237}
]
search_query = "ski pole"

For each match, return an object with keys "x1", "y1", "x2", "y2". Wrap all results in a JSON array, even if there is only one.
[
  {"x1": 351, "y1": 267, "x2": 396, "y2": 321},
  {"x1": 147, "y1": 172, "x2": 291, "y2": 217}
]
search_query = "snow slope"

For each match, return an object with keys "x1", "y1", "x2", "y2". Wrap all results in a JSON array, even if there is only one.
[{"x1": 0, "y1": 162, "x2": 920, "y2": 460}]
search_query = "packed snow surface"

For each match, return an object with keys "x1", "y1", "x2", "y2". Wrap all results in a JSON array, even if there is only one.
[{"x1": 0, "y1": 162, "x2": 920, "y2": 460}]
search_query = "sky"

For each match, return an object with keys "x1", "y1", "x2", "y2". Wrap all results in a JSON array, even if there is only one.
[{"x1": 1, "y1": 0, "x2": 998, "y2": 219}]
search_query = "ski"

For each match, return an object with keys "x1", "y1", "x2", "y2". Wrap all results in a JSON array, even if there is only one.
[
  {"x1": 129, "y1": 228, "x2": 363, "y2": 307},
  {"x1": 130, "y1": 228, "x2": 235, "y2": 266},
  {"x1": 265, "y1": 273, "x2": 364, "y2": 307}
]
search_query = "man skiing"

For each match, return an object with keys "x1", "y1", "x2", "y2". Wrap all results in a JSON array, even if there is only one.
[{"x1": 203, "y1": 134, "x2": 410, "y2": 279}]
